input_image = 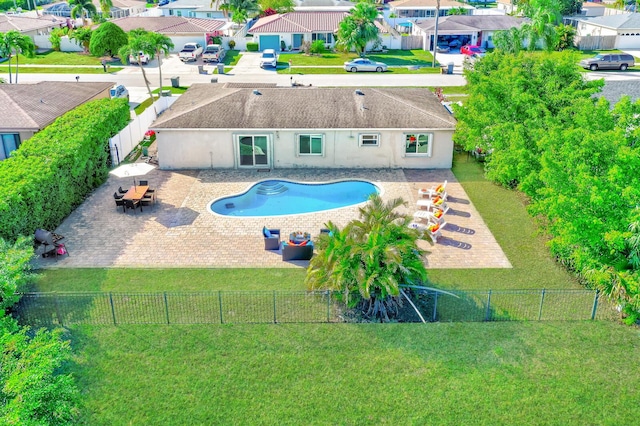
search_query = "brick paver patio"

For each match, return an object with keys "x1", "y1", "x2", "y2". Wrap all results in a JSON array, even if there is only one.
[{"x1": 37, "y1": 168, "x2": 511, "y2": 269}]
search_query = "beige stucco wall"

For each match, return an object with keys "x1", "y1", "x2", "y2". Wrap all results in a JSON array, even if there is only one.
[{"x1": 156, "y1": 128, "x2": 454, "y2": 170}]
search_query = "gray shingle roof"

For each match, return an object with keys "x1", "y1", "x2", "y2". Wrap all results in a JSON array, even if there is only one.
[
  {"x1": 414, "y1": 15, "x2": 528, "y2": 32},
  {"x1": 579, "y1": 12, "x2": 640, "y2": 30},
  {"x1": 0, "y1": 82, "x2": 113, "y2": 132},
  {"x1": 0, "y1": 14, "x2": 65, "y2": 33},
  {"x1": 152, "y1": 85, "x2": 456, "y2": 130}
]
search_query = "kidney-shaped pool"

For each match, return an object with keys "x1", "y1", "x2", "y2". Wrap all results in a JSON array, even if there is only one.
[{"x1": 209, "y1": 179, "x2": 380, "y2": 217}]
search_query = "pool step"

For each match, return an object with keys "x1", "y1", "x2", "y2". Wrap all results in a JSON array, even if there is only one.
[{"x1": 256, "y1": 182, "x2": 288, "y2": 195}]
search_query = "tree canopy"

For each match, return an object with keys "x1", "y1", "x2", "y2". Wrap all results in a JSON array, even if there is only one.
[
  {"x1": 305, "y1": 195, "x2": 429, "y2": 322},
  {"x1": 335, "y1": 1, "x2": 380, "y2": 55},
  {"x1": 455, "y1": 51, "x2": 640, "y2": 323},
  {"x1": 89, "y1": 21, "x2": 128, "y2": 57}
]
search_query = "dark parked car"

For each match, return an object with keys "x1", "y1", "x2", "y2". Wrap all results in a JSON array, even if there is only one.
[{"x1": 580, "y1": 53, "x2": 635, "y2": 71}]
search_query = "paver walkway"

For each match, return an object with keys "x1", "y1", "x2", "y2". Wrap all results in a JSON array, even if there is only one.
[{"x1": 37, "y1": 168, "x2": 511, "y2": 269}]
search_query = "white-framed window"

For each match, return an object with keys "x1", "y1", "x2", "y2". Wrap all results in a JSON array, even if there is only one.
[
  {"x1": 0, "y1": 133, "x2": 20, "y2": 161},
  {"x1": 404, "y1": 133, "x2": 433, "y2": 156},
  {"x1": 298, "y1": 134, "x2": 323, "y2": 155},
  {"x1": 312, "y1": 33, "x2": 334, "y2": 43},
  {"x1": 359, "y1": 133, "x2": 379, "y2": 146}
]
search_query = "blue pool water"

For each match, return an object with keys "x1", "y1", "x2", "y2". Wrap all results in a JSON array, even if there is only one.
[{"x1": 209, "y1": 179, "x2": 380, "y2": 217}]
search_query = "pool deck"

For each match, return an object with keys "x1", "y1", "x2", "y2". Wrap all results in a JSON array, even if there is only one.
[{"x1": 36, "y1": 168, "x2": 511, "y2": 269}]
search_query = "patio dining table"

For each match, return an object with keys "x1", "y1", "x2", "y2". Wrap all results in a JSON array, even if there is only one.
[{"x1": 122, "y1": 185, "x2": 149, "y2": 201}]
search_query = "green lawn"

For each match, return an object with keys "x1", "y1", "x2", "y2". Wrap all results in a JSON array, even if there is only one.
[
  {"x1": 67, "y1": 322, "x2": 640, "y2": 425},
  {"x1": 0, "y1": 66, "x2": 123, "y2": 74},
  {"x1": 10, "y1": 50, "x2": 106, "y2": 65},
  {"x1": 31, "y1": 153, "x2": 638, "y2": 424},
  {"x1": 279, "y1": 49, "x2": 434, "y2": 66}
]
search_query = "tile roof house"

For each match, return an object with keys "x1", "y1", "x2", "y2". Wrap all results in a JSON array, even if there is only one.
[
  {"x1": 108, "y1": 16, "x2": 227, "y2": 51},
  {"x1": 575, "y1": 12, "x2": 640, "y2": 49},
  {"x1": 248, "y1": 11, "x2": 349, "y2": 50},
  {"x1": 0, "y1": 13, "x2": 67, "y2": 37},
  {"x1": 0, "y1": 82, "x2": 112, "y2": 161},
  {"x1": 151, "y1": 85, "x2": 457, "y2": 170},
  {"x1": 412, "y1": 14, "x2": 527, "y2": 50}
]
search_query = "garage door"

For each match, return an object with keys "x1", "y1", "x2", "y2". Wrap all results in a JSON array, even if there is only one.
[
  {"x1": 617, "y1": 33, "x2": 640, "y2": 49},
  {"x1": 259, "y1": 35, "x2": 280, "y2": 51}
]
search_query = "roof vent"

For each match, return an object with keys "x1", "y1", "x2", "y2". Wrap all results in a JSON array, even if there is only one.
[
  {"x1": 355, "y1": 89, "x2": 364, "y2": 96},
  {"x1": 253, "y1": 89, "x2": 261, "y2": 95}
]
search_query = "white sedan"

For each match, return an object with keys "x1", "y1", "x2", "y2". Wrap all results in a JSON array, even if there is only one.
[{"x1": 344, "y1": 58, "x2": 388, "y2": 73}]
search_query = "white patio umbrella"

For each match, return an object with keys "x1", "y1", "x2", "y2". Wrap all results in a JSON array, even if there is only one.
[{"x1": 109, "y1": 163, "x2": 156, "y2": 188}]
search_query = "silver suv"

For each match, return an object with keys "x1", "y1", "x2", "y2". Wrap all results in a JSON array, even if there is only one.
[{"x1": 580, "y1": 53, "x2": 635, "y2": 71}]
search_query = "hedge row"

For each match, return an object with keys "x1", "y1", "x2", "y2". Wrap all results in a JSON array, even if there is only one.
[{"x1": 0, "y1": 98, "x2": 130, "y2": 242}]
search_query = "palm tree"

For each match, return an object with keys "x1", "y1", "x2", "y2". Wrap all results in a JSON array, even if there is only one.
[
  {"x1": 118, "y1": 33, "x2": 155, "y2": 102},
  {"x1": 520, "y1": 0, "x2": 561, "y2": 51},
  {"x1": 69, "y1": 0, "x2": 98, "y2": 27},
  {"x1": 225, "y1": 0, "x2": 260, "y2": 25},
  {"x1": 69, "y1": 26, "x2": 93, "y2": 53},
  {"x1": 147, "y1": 32, "x2": 174, "y2": 98},
  {"x1": 306, "y1": 195, "x2": 430, "y2": 322},
  {"x1": 336, "y1": 2, "x2": 379, "y2": 56},
  {"x1": 98, "y1": 0, "x2": 113, "y2": 17},
  {"x1": 0, "y1": 30, "x2": 35, "y2": 84}
]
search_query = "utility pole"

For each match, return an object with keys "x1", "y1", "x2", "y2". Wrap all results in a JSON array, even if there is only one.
[{"x1": 432, "y1": 0, "x2": 440, "y2": 68}]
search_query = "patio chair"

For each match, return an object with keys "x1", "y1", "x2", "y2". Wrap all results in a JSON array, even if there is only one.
[
  {"x1": 114, "y1": 197, "x2": 126, "y2": 212},
  {"x1": 139, "y1": 180, "x2": 148, "y2": 186},
  {"x1": 118, "y1": 186, "x2": 127, "y2": 194},
  {"x1": 427, "y1": 221, "x2": 446, "y2": 242},
  {"x1": 417, "y1": 180, "x2": 447, "y2": 199},
  {"x1": 281, "y1": 240, "x2": 314, "y2": 261},
  {"x1": 124, "y1": 199, "x2": 142, "y2": 213},
  {"x1": 140, "y1": 194, "x2": 155, "y2": 210},
  {"x1": 263, "y1": 227, "x2": 281, "y2": 250},
  {"x1": 34, "y1": 229, "x2": 69, "y2": 258},
  {"x1": 114, "y1": 191, "x2": 124, "y2": 200}
]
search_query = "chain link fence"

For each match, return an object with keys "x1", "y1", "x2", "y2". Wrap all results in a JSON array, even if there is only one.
[{"x1": 11, "y1": 289, "x2": 618, "y2": 327}]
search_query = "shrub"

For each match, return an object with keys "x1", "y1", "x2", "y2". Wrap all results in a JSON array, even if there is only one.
[
  {"x1": 300, "y1": 40, "x2": 311, "y2": 55},
  {"x1": 246, "y1": 42, "x2": 259, "y2": 52},
  {"x1": 0, "y1": 98, "x2": 130, "y2": 242},
  {"x1": 0, "y1": 236, "x2": 33, "y2": 311},
  {"x1": 310, "y1": 40, "x2": 325, "y2": 54},
  {"x1": 228, "y1": 39, "x2": 236, "y2": 50},
  {"x1": 208, "y1": 35, "x2": 222, "y2": 45}
]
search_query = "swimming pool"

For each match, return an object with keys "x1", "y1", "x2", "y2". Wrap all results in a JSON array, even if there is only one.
[{"x1": 209, "y1": 179, "x2": 380, "y2": 217}]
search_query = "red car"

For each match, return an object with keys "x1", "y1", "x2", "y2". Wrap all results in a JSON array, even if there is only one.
[{"x1": 460, "y1": 45, "x2": 486, "y2": 57}]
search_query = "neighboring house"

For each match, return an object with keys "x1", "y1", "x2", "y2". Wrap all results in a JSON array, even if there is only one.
[
  {"x1": 575, "y1": 12, "x2": 640, "y2": 49},
  {"x1": 412, "y1": 14, "x2": 527, "y2": 50},
  {"x1": 151, "y1": 85, "x2": 457, "y2": 170},
  {"x1": 159, "y1": 0, "x2": 226, "y2": 20},
  {"x1": 496, "y1": 0, "x2": 517, "y2": 15},
  {"x1": 92, "y1": 0, "x2": 148, "y2": 18},
  {"x1": 0, "y1": 82, "x2": 112, "y2": 161},
  {"x1": 293, "y1": 0, "x2": 355, "y2": 11},
  {"x1": 248, "y1": 11, "x2": 348, "y2": 50},
  {"x1": 384, "y1": 0, "x2": 475, "y2": 24},
  {"x1": 108, "y1": 16, "x2": 227, "y2": 50},
  {"x1": 0, "y1": 13, "x2": 67, "y2": 37},
  {"x1": 580, "y1": 2, "x2": 606, "y2": 17}
]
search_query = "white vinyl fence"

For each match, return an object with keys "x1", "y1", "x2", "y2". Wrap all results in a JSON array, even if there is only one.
[{"x1": 109, "y1": 96, "x2": 177, "y2": 166}]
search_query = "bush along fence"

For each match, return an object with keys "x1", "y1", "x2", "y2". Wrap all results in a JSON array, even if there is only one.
[{"x1": 11, "y1": 289, "x2": 619, "y2": 327}]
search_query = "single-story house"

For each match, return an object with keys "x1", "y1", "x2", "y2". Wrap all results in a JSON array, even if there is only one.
[
  {"x1": 575, "y1": 13, "x2": 640, "y2": 49},
  {"x1": 412, "y1": 14, "x2": 528, "y2": 50},
  {"x1": 150, "y1": 85, "x2": 457, "y2": 170},
  {"x1": 159, "y1": 0, "x2": 226, "y2": 20},
  {"x1": 248, "y1": 11, "x2": 349, "y2": 50},
  {"x1": 580, "y1": 2, "x2": 606, "y2": 17},
  {"x1": 0, "y1": 82, "x2": 112, "y2": 161},
  {"x1": 108, "y1": 16, "x2": 227, "y2": 51},
  {"x1": 0, "y1": 13, "x2": 66, "y2": 37},
  {"x1": 384, "y1": 0, "x2": 474, "y2": 31}
]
